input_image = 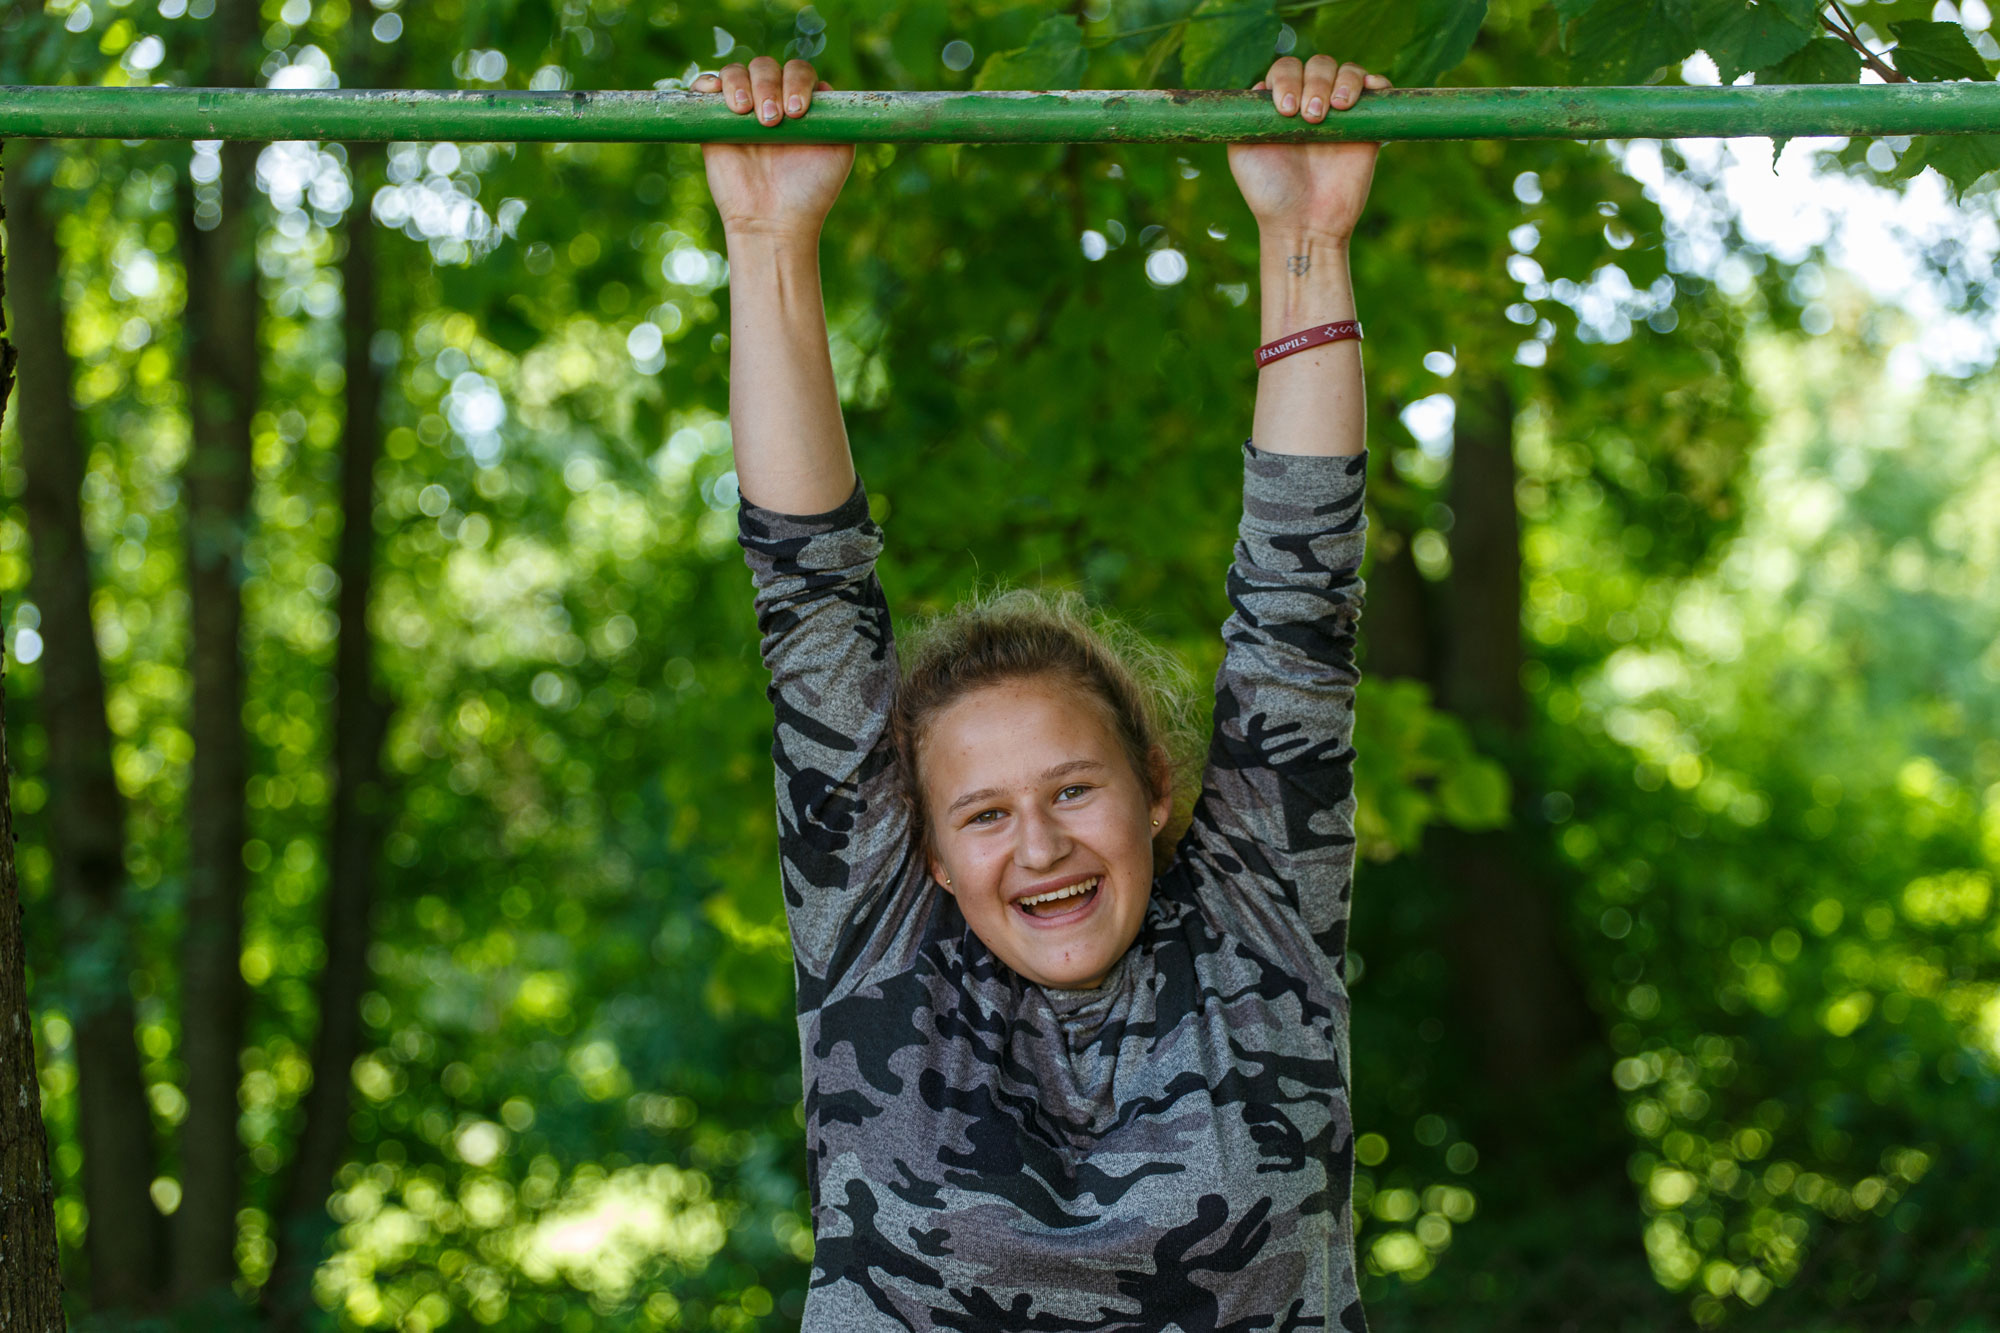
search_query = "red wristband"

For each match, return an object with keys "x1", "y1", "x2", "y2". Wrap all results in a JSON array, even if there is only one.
[{"x1": 1255, "y1": 319, "x2": 1364, "y2": 369}]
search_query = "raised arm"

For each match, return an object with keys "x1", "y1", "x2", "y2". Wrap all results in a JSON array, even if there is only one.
[
  {"x1": 695, "y1": 62, "x2": 917, "y2": 988},
  {"x1": 693, "y1": 58, "x2": 854, "y2": 512},
  {"x1": 1231, "y1": 55, "x2": 1389, "y2": 458},
  {"x1": 1182, "y1": 57, "x2": 1387, "y2": 973}
]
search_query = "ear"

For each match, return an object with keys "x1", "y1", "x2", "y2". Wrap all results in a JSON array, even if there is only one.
[{"x1": 929, "y1": 851, "x2": 956, "y2": 895}]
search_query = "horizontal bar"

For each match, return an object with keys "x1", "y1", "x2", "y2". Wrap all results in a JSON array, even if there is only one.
[{"x1": 3, "y1": 83, "x2": 1999, "y2": 144}]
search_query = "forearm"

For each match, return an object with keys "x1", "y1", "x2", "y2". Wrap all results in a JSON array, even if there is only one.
[
  {"x1": 1249, "y1": 229, "x2": 1365, "y2": 458},
  {"x1": 724, "y1": 230, "x2": 855, "y2": 514}
]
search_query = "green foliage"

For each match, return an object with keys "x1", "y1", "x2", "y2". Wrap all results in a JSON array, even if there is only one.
[
  {"x1": 974, "y1": 13, "x2": 1089, "y2": 90},
  {"x1": 1756, "y1": 33, "x2": 1864, "y2": 82},
  {"x1": 1352, "y1": 678, "x2": 1512, "y2": 856},
  {"x1": 1693, "y1": 0, "x2": 1815, "y2": 84},
  {"x1": 1908, "y1": 131, "x2": 2000, "y2": 198},
  {"x1": 1387, "y1": 0, "x2": 1489, "y2": 87},
  {"x1": 1313, "y1": 0, "x2": 1418, "y2": 72},
  {"x1": 1884, "y1": 19, "x2": 1994, "y2": 82},
  {"x1": 1517, "y1": 319, "x2": 2000, "y2": 1325},
  {"x1": 1180, "y1": 0, "x2": 1281, "y2": 90},
  {"x1": 1562, "y1": 0, "x2": 1698, "y2": 84}
]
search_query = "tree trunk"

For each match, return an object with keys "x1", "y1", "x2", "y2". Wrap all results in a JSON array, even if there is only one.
[
  {"x1": 1441, "y1": 376, "x2": 1595, "y2": 1109},
  {"x1": 1421, "y1": 372, "x2": 1651, "y2": 1318},
  {"x1": 4, "y1": 144, "x2": 166, "y2": 1312},
  {"x1": 1357, "y1": 524, "x2": 1434, "y2": 684},
  {"x1": 0, "y1": 142, "x2": 70, "y2": 1333},
  {"x1": 0, "y1": 646, "x2": 67, "y2": 1333},
  {"x1": 174, "y1": 0, "x2": 262, "y2": 1299},
  {"x1": 263, "y1": 141, "x2": 391, "y2": 1332},
  {"x1": 1443, "y1": 378, "x2": 1526, "y2": 737}
]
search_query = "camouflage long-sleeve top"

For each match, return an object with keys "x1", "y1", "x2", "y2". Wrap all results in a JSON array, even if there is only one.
[{"x1": 737, "y1": 442, "x2": 1369, "y2": 1332}]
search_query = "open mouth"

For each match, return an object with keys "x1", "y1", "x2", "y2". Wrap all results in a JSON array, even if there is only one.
[{"x1": 1015, "y1": 876, "x2": 1100, "y2": 921}]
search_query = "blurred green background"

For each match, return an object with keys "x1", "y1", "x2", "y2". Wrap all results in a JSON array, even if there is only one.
[{"x1": 3, "y1": 0, "x2": 1998, "y2": 1329}]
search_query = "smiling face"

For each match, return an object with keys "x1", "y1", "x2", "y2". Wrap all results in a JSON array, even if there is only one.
[{"x1": 919, "y1": 676, "x2": 1171, "y2": 991}]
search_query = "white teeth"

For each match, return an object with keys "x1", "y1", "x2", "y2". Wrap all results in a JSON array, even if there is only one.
[{"x1": 1019, "y1": 877, "x2": 1099, "y2": 909}]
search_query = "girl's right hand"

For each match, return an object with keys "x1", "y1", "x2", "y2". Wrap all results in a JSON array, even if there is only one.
[
  {"x1": 692, "y1": 58, "x2": 854, "y2": 241},
  {"x1": 1227, "y1": 55, "x2": 1390, "y2": 243}
]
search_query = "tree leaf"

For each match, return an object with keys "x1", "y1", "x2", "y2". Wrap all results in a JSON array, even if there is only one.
[
  {"x1": 1566, "y1": 0, "x2": 1698, "y2": 84},
  {"x1": 1760, "y1": 0, "x2": 1821, "y2": 27},
  {"x1": 1314, "y1": 0, "x2": 1416, "y2": 71},
  {"x1": 1756, "y1": 34, "x2": 1863, "y2": 83},
  {"x1": 1391, "y1": 0, "x2": 1489, "y2": 87},
  {"x1": 1886, "y1": 20, "x2": 1993, "y2": 83},
  {"x1": 1181, "y1": 0, "x2": 1281, "y2": 91},
  {"x1": 1756, "y1": 31, "x2": 1863, "y2": 162},
  {"x1": 1919, "y1": 133, "x2": 2000, "y2": 199},
  {"x1": 1693, "y1": 0, "x2": 1815, "y2": 84},
  {"x1": 974, "y1": 14, "x2": 1089, "y2": 91},
  {"x1": 1553, "y1": 0, "x2": 1605, "y2": 25},
  {"x1": 1138, "y1": 21, "x2": 1188, "y2": 87}
]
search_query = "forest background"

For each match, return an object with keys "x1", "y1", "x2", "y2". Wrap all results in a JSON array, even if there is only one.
[{"x1": 2, "y1": 0, "x2": 1998, "y2": 1328}]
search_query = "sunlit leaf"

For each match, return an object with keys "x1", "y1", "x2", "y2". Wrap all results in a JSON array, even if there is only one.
[
  {"x1": 974, "y1": 15, "x2": 1089, "y2": 91},
  {"x1": 1181, "y1": 0, "x2": 1280, "y2": 91},
  {"x1": 1886, "y1": 19, "x2": 1994, "y2": 83},
  {"x1": 1693, "y1": 0, "x2": 1816, "y2": 84},
  {"x1": 1755, "y1": 34, "x2": 1863, "y2": 83},
  {"x1": 1915, "y1": 133, "x2": 2000, "y2": 198}
]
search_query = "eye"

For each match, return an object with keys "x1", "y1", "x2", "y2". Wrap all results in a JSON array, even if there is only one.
[
  {"x1": 1056, "y1": 784, "x2": 1092, "y2": 801},
  {"x1": 968, "y1": 808, "x2": 1004, "y2": 825}
]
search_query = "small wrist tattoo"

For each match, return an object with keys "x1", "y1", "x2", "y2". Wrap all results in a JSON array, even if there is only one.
[{"x1": 1285, "y1": 254, "x2": 1312, "y2": 276}]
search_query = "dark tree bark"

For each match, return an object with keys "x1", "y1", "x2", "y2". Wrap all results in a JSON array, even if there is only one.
[
  {"x1": 0, "y1": 143, "x2": 70, "y2": 1333},
  {"x1": 173, "y1": 0, "x2": 263, "y2": 1300},
  {"x1": 1443, "y1": 378, "x2": 1527, "y2": 736},
  {"x1": 263, "y1": 141, "x2": 392, "y2": 1332},
  {"x1": 1440, "y1": 376, "x2": 1595, "y2": 1110},
  {"x1": 1357, "y1": 525, "x2": 1435, "y2": 685},
  {"x1": 4, "y1": 144, "x2": 166, "y2": 1312},
  {"x1": 0, "y1": 656, "x2": 67, "y2": 1333}
]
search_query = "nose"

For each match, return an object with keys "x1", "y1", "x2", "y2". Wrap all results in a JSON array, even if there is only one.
[{"x1": 1013, "y1": 802, "x2": 1072, "y2": 872}]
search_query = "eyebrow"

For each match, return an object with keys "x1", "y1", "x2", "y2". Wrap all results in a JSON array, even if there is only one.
[{"x1": 945, "y1": 759, "x2": 1107, "y2": 818}]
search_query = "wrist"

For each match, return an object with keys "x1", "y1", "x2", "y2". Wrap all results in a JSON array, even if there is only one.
[
  {"x1": 723, "y1": 221, "x2": 824, "y2": 256},
  {"x1": 1258, "y1": 225, "x2": 1353, "y2": 254},
  {"x1": 1258, "y1": 234, "x2": 1356, "y2": 340}
]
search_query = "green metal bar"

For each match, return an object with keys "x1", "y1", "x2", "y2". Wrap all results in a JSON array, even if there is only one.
[{"x1": 3, "y1": 82, "x2": 1999, "y2": 144}]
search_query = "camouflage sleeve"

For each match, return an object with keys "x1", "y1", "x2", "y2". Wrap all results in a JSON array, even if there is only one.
[
  {"x1": 737, "y1": 480, "x2": 916, "y2": 988},
  {"x1": 1184, "y1": 442, "x2": 1368, "y2": 973}
]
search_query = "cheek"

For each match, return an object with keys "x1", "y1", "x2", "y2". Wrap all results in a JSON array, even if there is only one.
[
  {"x1": 1071, "y1": 804, "x2": 1152, "y2": 871},
  {"x1": 936, "y1": 825, "x2": 1005, "y2": 880}
]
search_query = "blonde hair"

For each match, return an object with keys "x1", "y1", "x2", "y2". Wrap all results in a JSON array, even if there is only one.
[{"x1": 889, "y1": 587, "x2": 1202, "y2": 870}]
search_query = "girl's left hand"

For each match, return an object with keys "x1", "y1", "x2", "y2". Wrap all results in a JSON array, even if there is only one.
[
  {"x1": 692, "y1": 59, "x2": 854, "y2": 240},
  {"x1": 1227, "y1": 55, "x2": 1391, "y2": 242}
]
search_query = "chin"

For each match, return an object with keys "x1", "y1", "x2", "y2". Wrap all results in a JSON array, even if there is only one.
[
  {"x1": 1029, "y1": 949, "x2": 1120, "y2": 991},
  {"x1": 1008, "y1": 893, "x2": 1142, "y2": 991}
]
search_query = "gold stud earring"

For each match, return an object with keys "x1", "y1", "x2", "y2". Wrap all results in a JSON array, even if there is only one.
[{"x1": 1151, "y1": 819, "x2": 1160, "y2": 828}]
